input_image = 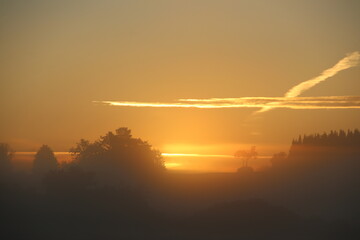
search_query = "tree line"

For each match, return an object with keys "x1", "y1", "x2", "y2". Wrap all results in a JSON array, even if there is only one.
[
  {"x1": 1, "y1": 127, "x2": 165, "y2": 188},
  {"x1": 292, "y1": 129, "x2": 360, "y2": 147}
]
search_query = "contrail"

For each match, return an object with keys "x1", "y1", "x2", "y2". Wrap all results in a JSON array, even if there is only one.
[
  {"x1": 285, "y1": 51, "x2": 360, "y2": 97},
  {"x1": 95, "y1": 96, "x2": 360, "y2": 110},
  {"x1": 95, "y1": 51, "x2": 360, "y2": 112},
  {"x1": 256, "y1": 51, "x2": 360, "y2": 113}
]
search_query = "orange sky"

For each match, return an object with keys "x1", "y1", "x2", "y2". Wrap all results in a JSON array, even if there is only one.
[{"x1": 1, "y1": 1, "x2": 360, "y2": 172}]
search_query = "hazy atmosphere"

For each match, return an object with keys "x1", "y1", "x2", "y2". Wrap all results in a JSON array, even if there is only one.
[
  {"x1": 1, "y1": 1, "x2": 359, "y2": 154},
  {"x1": 1, "y1": 1, "x2": 360, "y2": 239}
]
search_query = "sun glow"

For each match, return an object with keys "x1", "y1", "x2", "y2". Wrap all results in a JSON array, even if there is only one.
[
  {"x1": 164, "y1": 162, "x2": 182, "y2": 168},
  {"x1": 161, "y1": 152, "x2": 272, "y2": 172},
  {"x1": 162, "y1": 153, "x2": 233, "y2": 158}
]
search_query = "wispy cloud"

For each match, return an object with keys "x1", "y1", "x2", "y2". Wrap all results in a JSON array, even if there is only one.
[
  {"x1": 95, "y1": 96, "x2": 360, "y2": 110},
  {"x1": 255, "y1": 51, "x2": 360, "y2": 113},
  {"x1": 95, "y1": 52, "x2": 360, "y2": 112},
  {"x1": 285, "y1": 52, "x2": 360, "y2": 98}
]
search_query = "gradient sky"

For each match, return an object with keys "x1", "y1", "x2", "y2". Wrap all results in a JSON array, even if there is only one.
[{"x1": 1, "y1": 0, "x2": 360, "y2": 159}]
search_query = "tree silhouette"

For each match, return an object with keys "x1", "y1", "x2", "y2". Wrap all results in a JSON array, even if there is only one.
[
  {"x1": 69, "y1": 127, "x2": 165, "y2": 187},
  {"x1": 235, "y1": 146, "x2": 257, "y2": 168},
  {"x1": 0, "y1": 143, "x2": 13, "y2": 175},
  {"x1": 33, "y1": 145, "x2": 58, "y2": 175}
]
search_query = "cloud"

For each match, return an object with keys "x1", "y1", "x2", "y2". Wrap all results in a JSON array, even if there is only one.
[
  {"x1": 285, "y1": 52, "x2": 360, "y2": 98},
  {"x1": 95, "y1": 96, "x2": 360, "y2": 110},
  {"x1": 255, "y1": 51, "x2": 360, "y2": 113},
  {"x1": 95, "y1": 51, "x2": 360, "y2": 112}
]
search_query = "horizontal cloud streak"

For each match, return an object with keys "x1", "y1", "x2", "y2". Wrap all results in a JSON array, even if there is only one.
[
  {"x1": 176, "y1": 52, "x2": 360, "y2": 114},
  {"x1": 179, "y1": 96, "x2": 360, "y2": 103},
  {"x1": 96, "y1": 52, "x2": 360, "y2": 113},
  {"x1": 95, "y1": 96, "x2": 360, "y2": 110}
]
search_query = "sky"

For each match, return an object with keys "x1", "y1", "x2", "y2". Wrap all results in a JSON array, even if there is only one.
[{"x1": 1, "y1": 0, "x2": 360, "y2": 168}]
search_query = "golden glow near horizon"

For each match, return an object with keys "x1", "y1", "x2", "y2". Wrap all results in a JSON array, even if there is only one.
[
  {"x1": 161, "y1": 153, "x2": 270, "y2": 158},
  {"x1": 161, "y1": 152, "x2": 272, "y2": 172},
  {"x1": 162, "y1": 153, "x2": 233, "y2": 158},
  {"x1": 164, "y1": 162, "x2": 182, "y2": 168},
  {"x1": 12, "y1": 152, "x2": 271, "y2": 172}
]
